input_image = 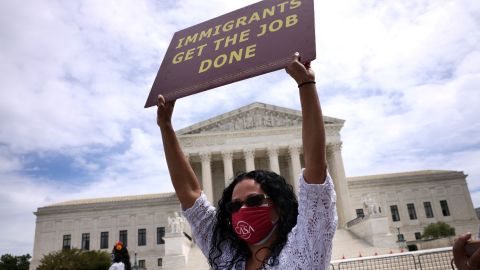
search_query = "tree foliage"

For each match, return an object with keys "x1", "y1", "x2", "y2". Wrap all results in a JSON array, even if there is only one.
[
  {"x1": 422, "y1": 221, "x2": 456, "y2": 239},
  {"x1": 0, "y1": 254, "x2": 30, "y2": 270},
  {"x1": 37, "y1": 249, "x2": 111, "y2": 270}
]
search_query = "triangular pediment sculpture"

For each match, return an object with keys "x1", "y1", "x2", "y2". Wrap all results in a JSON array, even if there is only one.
[{"x1": 177, "y1": 102, "x2": 344, "y2": 135}]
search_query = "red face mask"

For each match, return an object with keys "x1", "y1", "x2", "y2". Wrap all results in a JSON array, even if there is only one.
[{"x1": 231, "y1": 205, "x2": 277, "y2": 245}]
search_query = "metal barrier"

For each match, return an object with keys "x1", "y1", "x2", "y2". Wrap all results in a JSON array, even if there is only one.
[
  {"x1": 417, "y1": 249, "x2": 456, "y2": 270},
  {"x1": 331, "y1": 247, "x2": 457, "y2": 270},
  {"x1": 336, "y1": 254, "x2": 416, "y2": 270}
]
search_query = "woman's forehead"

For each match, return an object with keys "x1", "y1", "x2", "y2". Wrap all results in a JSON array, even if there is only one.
[{"x1": 231, "y1": 178, "x2": 263, "y2": 200}]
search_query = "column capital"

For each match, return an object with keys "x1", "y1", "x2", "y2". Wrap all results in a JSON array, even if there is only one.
[
  {"x1": 244, "y1": 149, "x2": 255, "y2": 172},
  {"x1": 221, "y1": 150, "x2": 233, "y2": 160},
  {"x1": 267, "y1": 146, "x2": 279, "y2": 156},
  {"x1": 327, "y1": 142, "x2": 343, "y2": 155},
  {"x1": 199, "y1": 152, "x2": 211, "y2": 162},
  {"x1": 268, "y1": 146, "x2": 280, "y2": 174},
  {"x1": 222, "y1": 151, "x2": 234, "y2": 186},
  {"x1": 288, "y1": 145, "x2": 301, "y2": 155},
  {"x1": 243, "y1": 149, "x2": 255, "y2": 159}
]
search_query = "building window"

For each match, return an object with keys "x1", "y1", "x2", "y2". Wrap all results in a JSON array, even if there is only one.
[
  {"x1": 157, "y1": 227, "x2": 165, "y2": 244},
  {"x1": 62, "y1": 234, "x2": 71, "y2": 250},
  {"x1": 356, "y1": 209, "x2": 364, "y2": 218},
  {"x1": 440, "y1": 200, "x2": 451, "y2": 216},
  {"x1": 100, "y1": 231, "x2": 109, "y2": 249},
  {"x1": 81, "y1": 233, "x2": 90, "y2": 250},
  {"x1": 158, "y1": 258, "x2": 163, "y2": 267},
  {"x1": 424, "y1": 201, "x2": 434, "y2": 218},
  {"x1": 407, "y1": 203, "x2": 417, "y2": 220},
  {"x1": 139, "y1": 259, "x2": 145, "y2": 268},
  {"x1": 390, "y1": 205, "x2": 400, "y2": 222},
  {"x1": 397, "y1": 233, "x2": 405, "y2": 241},
  {"x1": 138, "y1": 228, "x2": 147, "y2": 246},
  {"x1": 415, "y1": 232, "x2": 422, "y2": 240},
  {"x1": 119, "y1": 230, "x2": 128, "y2": 247}
]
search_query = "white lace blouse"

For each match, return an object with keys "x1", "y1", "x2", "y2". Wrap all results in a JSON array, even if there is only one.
[{"x1": 183, "y1": 171, "x2": 338, "y2": 269}]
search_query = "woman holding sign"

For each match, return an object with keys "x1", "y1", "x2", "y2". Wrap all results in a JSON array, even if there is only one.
[{"x1": 157, "y1": 53, "x2": 337, "y2": 269}]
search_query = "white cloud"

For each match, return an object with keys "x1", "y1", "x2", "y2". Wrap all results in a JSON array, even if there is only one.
[
  {"x1": 315, "y1": 0, "x2": 480, "y2": 91},
  {"x1": 0, "y1": 128, "x2": 172, "y2": 255},
  {"x1": 0, "y1": 174, "x2": 73, "y2": 255},
  {"x1": 0, "y1": 151, "x2": 22, "y2": 173}
]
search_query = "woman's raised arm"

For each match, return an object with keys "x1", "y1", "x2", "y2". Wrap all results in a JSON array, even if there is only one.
[
  {"x1": 285, "y1": 53, "x2": 327, "y2": 184},
  {"x1": 157, "y1": 95, "x2": 202, "y2": 209}
]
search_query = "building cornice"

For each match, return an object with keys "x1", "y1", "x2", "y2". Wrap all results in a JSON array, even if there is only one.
[
  {"x1": 347, "y1": 170, "x2": 466, "y2": 188},
  {"x1": 176, "y1": 102, "x2": 345, "y2": 135},
  {"x1": 35, "y1": 193, "x2": 179, "y2": 216}
]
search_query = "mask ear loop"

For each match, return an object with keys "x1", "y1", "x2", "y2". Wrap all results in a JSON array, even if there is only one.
[
  {"x1": 253, "y1": 203, "x2": 279, "y2": 246},
  {"x1": 269, "y1": 202, "x2": 279, "y2": 224},
  {"x1": 253, "y1": 223, "x2": 279, "y2": 246}
]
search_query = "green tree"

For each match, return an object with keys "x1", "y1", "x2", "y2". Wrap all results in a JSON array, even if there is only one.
[
  {"x1": 422, "y1": 221, "x2": 456, "y2": 239},
  {"x1": 0, "y1": 253, "x2": 31, "y2": 270},
  {"x1": 37, "y1": 249, "x2": 111, "y2": 270}
]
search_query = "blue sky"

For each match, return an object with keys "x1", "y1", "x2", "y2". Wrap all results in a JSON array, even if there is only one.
[{"x1": 1, "y1": 0, "x2": 479, "y2": 255}]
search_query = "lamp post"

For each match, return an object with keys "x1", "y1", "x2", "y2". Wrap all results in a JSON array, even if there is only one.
[
  {"x1": 396, "y1": 227, "x2": 407, "y2": 250},
  {"x1": 133, "y1": 252, "x2": 138, "y2": 270}
]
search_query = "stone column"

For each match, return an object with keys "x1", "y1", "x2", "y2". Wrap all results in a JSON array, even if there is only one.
[
  {"x1": 288, "y1": 145, "x2": 302, "y2": 193},
  {"x1": 267, "y1": 147, "x2": 280, "y2": 174},
  {"x1": 326, "y1": 143, "x2": 352, "y2": 228},
  {"x1": 199, "y1": 152, "x2": 214, "y2": 203},
  {"x1": 222, "y1": 150, "x2": 234, "y2": 186},
  {"x1": 244, "y1": 149, "x2": 255, "y2": 172}
]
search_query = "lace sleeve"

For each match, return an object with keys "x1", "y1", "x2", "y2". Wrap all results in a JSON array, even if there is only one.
[
  {"x1": 280, "y1": 169, "x2": 338, "y2": 269},
  {"x1": 182, "y1": 192, "x2": 217, "y2": 257}
]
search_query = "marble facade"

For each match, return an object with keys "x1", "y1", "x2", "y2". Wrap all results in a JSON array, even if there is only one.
[
  {"x1": 347, "y1": 170, "x2": 479, "y2": 242},
  {"x1": 31, "y1": 193, "x2": 183, "y2": 270}
]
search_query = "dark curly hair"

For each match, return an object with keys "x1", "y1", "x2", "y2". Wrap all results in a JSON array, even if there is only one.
[
  {"x1": 208, "y1": 170, "x2": 298, "y2": 269},
  {"x1": 111, "y1": 243, "x2": 132, "y2": 270}
]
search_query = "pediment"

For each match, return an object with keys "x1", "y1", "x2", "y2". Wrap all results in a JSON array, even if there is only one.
[{"x1": 177, "y1": 102, "x2": 344, "y2": 135}]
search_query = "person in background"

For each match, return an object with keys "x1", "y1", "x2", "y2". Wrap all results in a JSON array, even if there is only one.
[
  {"x1": 109, "y1": 241, "x2": 132, "y2": 270},
  {"x1": 156, "y1": 52, "x2": 337, "y2": 269}
]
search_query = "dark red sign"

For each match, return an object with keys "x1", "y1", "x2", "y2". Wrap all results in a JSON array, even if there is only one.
[{"x1": 145, "y1": 0, "x2": 315, "y2": 107}]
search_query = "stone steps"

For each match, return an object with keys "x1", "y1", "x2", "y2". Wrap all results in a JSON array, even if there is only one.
[
  {"x1": 332, "y1": 228, "x2": 401, "y2": 260},
  {"x1": 185, "y1": 244, "x2": 209, "y2": 269}
]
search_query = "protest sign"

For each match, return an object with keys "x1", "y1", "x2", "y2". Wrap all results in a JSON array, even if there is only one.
[{"x1": 145, "y1": 0, "x2": 315, "y2": 107}]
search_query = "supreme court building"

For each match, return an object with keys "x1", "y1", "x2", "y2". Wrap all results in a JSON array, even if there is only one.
[{"x1": 31, "y1": 102, "x2": 479, "y2": 269}]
